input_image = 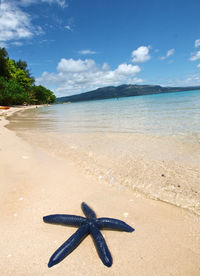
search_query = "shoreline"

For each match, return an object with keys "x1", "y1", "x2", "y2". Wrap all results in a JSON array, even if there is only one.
[
  {"x1": 0, "y1": 105, "x2": 45, "y2": 126},
  {"x1": 7, "y1": 106, "x2": 200, "y2": 216},
  {"x1": 1, "y1": 107, "x2": 200, "y2": 275}
]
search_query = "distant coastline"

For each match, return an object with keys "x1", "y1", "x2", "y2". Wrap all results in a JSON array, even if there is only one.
[{"x1": 56, "y1": 84, "x2": 200, "y2": 103}]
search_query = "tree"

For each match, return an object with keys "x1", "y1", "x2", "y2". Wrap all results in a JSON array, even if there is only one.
[
  {"x1": 30, "y1": 85, "x2": 56, "y2": 104},
  {"x1": 0, "y1": 48, "x2": 9, "y2": 79},
  {"x1": 15, "y1": 60, "x2": 28, "y2": 71},
  {"x1": 15, "y1": 59, "x2": 34, "y2": 81},
  {"x1": 0, "y1": 78, "x2": 30, "y2": 105},
  {"x1": 7, "y1": 59, "x2": 34, "y2": 88},
  {"x1": 0, "y1": 47, "x2": 56, "y2": 105}
]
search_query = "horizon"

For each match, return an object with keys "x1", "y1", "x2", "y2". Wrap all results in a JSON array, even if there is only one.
[
  {"x1": 1, "y1": 0, "x2": 200, "y2": 96},
  {"x1": 57, "y1": 83, "x2": 200, "y2": 99}
]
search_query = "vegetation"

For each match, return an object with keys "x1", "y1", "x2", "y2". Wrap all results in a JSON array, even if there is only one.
[{"x1": 0, "y1": 48, "x2": 56, "y2": 106}]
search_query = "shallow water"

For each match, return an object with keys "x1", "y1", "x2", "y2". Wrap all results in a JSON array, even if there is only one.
[
  {"x1": 9, "y1": 90, "x2": 200, "y2": 141},
  {"x1": 7, "y1": 90, "x2": 200, "y2": 215}
]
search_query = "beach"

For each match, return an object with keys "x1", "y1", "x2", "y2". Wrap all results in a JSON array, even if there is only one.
[{"x1": 1, "y1": 106, "x2": 200, "y2": 276}]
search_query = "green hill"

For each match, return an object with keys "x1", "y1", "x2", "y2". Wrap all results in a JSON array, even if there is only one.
[{"x1": 56, "y1": 84, "x2": 200, "y2": 103}]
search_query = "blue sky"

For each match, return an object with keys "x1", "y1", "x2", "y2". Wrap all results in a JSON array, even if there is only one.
[{"x1": 1, "y1": 0, "x2": 200, "y2": 96}]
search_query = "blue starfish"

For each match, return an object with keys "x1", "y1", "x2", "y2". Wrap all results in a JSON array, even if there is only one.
[{"x1": 43, "y1": 202, "x2": 134, "y2": 268}]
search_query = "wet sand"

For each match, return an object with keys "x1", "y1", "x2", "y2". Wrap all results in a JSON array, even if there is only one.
[{"x1": 0, "y1": 107, "x2": 200, "y2": 275}]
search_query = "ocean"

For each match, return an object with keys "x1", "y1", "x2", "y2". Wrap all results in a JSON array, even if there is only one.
[{"x1": 7, "y1": 90, "x2": 200, "y2": 214}]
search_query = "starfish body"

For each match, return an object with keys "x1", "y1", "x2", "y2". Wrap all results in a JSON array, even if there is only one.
[{"x1": 43, "y1": 202, "x2": 134, "y2": 268}]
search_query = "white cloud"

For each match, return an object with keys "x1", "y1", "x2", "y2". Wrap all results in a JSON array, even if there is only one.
[
  {"x1": 57, "y1": 58, "x2": 97, "y2": 73},
  {"x1": 132, "y1": 46, "x2": 151, "y2": 63},
  {"x1": 160, "y1": 48, "x2": 175, "y2": 60},
  {"x1": 17, "y1": 0, "x2": 39, "y2": 5},
  {"x1": 160, "y1": 74, "x2": 200, "y2": 87},
  {"x1": 183, "y1": 75, "x2": 200, "y2": 85},
  {"x1": 197, "y1": 64, "x2": 200, "y2": 68},
  {"x1": 17, "y1": 0, "x2": 68, "y2": 8},
  {"x1": 78, "y1": 49, "x2": 96, "y2": 55},
  {"x1": 11, "y1": 41, "x2": 23, "y2": 46},
  {"x1": 102, "y1": 63, "x2": 110, "y2": 71},
  {"x1": 195, "y1": 39, "x2": 200, "y2": 48},
  {"x1": 115, "y1": 63, "x2": 141, "y2": 75},
  {"x1": 189, "y1": 51, "x2": 200, "y2": 61},
  {"x1": 0, "y1": 42, "x2": 6, "y2": 48},
  {"x1": 0, "y1": 0, "x2": 67, "y2": 47},
  {"x1": 0, "y1": 2, "x2": 33, "y2": 45},
  {"x1": 42, "y1": 0, "x2": 67, "y2": 8},
  {"x1": 36, "y1": 58, "x2": 142, "y2": 96},
  {"x1": 65, "y1": 25, "x2": 72, "y2": 31}
]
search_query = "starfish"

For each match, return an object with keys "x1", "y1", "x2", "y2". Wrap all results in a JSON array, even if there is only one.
[{"x1": 43, "y1": 202, "x2": 134, "y2": 268}]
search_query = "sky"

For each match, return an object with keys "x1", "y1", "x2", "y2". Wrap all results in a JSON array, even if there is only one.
[{"x1": 1, "y1": 0, "x2": 200, "y2": 96}]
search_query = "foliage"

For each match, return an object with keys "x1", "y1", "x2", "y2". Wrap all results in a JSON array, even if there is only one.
[
  {"x1": 15, "y1": 59, "x2": 35, "y2": 83},
  {"x1": 7, "y1": 59, "x2": 34, "y2": 88},
  {"x1": 0, "y1": 47, "x2": 56, "y2": 106},
  {"x1": 0, "y1": 78, "x2": 30, "y2": 105},
  {"x1": 29, "y1": 85, "x2": 56, "y2": 104},
  {"x1": 0, "y1": 48, "x2": 10, "y2": 79}
]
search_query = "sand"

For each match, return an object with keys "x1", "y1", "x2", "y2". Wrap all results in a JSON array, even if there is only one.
[{"x1": 0, "y1": 106, "x2": 200, "y2": 276}]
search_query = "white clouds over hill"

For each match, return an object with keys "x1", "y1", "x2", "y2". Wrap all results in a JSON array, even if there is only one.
[{"x1": 37, "y1": 58, "x2": 142, "y2": 96}]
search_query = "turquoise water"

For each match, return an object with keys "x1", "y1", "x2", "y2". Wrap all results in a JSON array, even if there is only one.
[
  {"x1": 14, "y1": 90, "x2": 200, "y2": 141},
  {"x1": 8, "y1": 90, "x2": 200, "y2": 214}
]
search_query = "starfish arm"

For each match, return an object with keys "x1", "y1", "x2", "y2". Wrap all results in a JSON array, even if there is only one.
[
  {"x1": 43, "y1": 215, "x2": 86, "y2": 227},
  {"x1": 90, "y1": 223, "x2": 112, "y2": 267},
  {"x1": 48, "y1": 224, "x2": 89, "y2": 268},
  {"x1": 81, "y1": 202, "x2": 96, "y2": 219},
  {"x1": 97, "y1": 218, "x2": 134, "y2": 232}
]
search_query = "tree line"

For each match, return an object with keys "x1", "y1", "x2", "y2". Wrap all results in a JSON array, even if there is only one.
[{"x1": 0, "y1": 48, "x2": 56, "y2": 106}]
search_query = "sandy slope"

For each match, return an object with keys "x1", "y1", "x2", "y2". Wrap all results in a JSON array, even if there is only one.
[{"x1": 0, "y1": 107, "x2": 200, "y2": 276}]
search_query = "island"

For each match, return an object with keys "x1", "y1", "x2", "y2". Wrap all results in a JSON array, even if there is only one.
[{"x1": 56, "y1": 84, "x2": 200, "y2": 103}]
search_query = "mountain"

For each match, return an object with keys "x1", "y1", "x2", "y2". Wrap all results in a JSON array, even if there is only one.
[{"x1": 56, "y1": 84, "x2": 200, "y2": 103}]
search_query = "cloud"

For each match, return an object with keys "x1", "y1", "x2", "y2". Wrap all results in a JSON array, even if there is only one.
[
  {"x1": 17, "y1": 0, "x2": 68, "y2": 8},
  {"x1": 189, "y1": 51, "x2": 200, "y2": 61},
  {"x1": 11, "y1": 41, "x2": 23, "y2": 46},
  {"x1": 57, "y1": 58, "x2": 98, "y2": 73},
  {"x1": 102, "y1": 63, "x2": 110, "y2": 71},
  {"x1": 64, "y1": 17, "x2": 74, "y2": 32},
  {"x1": 160, "y1": 48, "x2": 175, "y2": 60},
  {"x1": 132, "y1": 46, "x2": 151, "y2": 63},
  {"x1": 42, "y1": 0, "x2": 67, "y2": 8},
  {"x1": 0, "y1": 0, "x2": 68, "y2": 47},
  {"x1": 65, "y1": 25, "x2": 72, "y2": 31},
  {"x1": 0, "y1": 2, "x2": 33, "y2": 46},
  {"x1": 36, "y1": 58, "x2": 142, "y2": 96},
  {"x1": 115, "y1": 63, "x2": 141, "y2": 75},
  {"x1": 197, "y1": 64, "x2": 200, "y2": 68},
  {"x1": 195, "y1": 39, "x2": 200, "y2": 48},
  {"x1": 183, "y1": 75, "x2": 200, "y2": 85},
  {"x1": 0, "y1": 42, "x2": 6, "y2": 48},
  {"x1": 160, "y1": 73, "x2": 200, "y2": 87},
  {"x1": 78, "y1": 49, "x2": 96, "y2": 55}
]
